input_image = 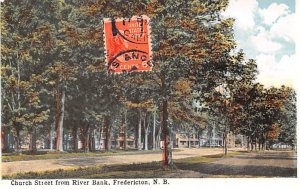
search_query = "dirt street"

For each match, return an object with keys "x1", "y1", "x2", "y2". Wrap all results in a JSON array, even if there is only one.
[
  {"x1": 1, "y1": 148, "x2": 227, "y2": 175},
  {"x1": 1, "y1": 148, "x2": 297, "y2": 177}
]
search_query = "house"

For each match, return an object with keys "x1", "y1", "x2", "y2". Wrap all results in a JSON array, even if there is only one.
[{"x1": 174, "y1": 127, "x2": 236, "y2": 148}]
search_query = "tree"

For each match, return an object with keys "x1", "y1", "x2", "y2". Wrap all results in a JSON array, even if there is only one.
[
  {"x1": 217, "y1": 50, "x2": 259, "y2": 152},
  {"x1": 69, "y1": 0, "x2": 236, "y2": 166},
  {"x1": 145, "y1": 0, "x2": 235, "y2": 166},
  {"x1": 266, "y1": 123, "x2": 280, "y2": 148},
  {"x1": 1, "y1": 0, "x2": 50, "y2": 153},
  {"x1": 278, "y1": 87, "x2": 296, "y2": 149}
]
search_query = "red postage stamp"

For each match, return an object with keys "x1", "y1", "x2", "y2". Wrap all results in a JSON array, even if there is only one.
[{"x1": 103, "y1": 15, "x2": 152, "y2": 73}]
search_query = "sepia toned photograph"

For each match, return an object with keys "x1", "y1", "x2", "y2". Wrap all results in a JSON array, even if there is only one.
[{"x1": 0, "y1": 0, "x2": 298, "y2": 188}]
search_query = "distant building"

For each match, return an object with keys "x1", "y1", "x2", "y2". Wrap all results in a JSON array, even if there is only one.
[
  {"x1": 76, "y1": 132, "x2": 136, "y2": 150},
  {"x1": 174, "y1": 128, "x2": 236, "y2": 148},
  {"x1": 175, "y1": 133, "x2": 200, "y2": 148}
]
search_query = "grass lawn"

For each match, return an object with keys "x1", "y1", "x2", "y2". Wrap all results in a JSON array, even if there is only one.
[
  {"x1": 2, "y1": 151, "x2": 118, "y2": 162},
  {"x1": 2, "y1": 149, "x2": 181, "y2": 162},
  {"x1": 2, "y1": 152, "x2": 240, "y2": 179}
]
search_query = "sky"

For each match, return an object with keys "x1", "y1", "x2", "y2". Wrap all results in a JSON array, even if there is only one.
[{"x1": 222, "y1": 0, "x2": 297, "y2": 88}]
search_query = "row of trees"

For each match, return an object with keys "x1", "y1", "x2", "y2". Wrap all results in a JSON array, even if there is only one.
[
  {"x1": 1, "y1": 0, "x2": 296, "y2": 166},
  {"x1": 208, "y1": 50, "x2": 296, "y2": 154}
]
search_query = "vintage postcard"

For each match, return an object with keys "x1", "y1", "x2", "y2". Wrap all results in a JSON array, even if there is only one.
[{"x1": 1, "y1": 0, "x2": 298, "y2": 189}]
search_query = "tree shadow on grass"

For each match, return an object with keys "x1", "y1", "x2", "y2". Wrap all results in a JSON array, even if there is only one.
[
  {"x1": 234, "y1": 151, "x2": 297, "y2": 161},
  {"x1": 175, "y1": 162, "x2": 297, "y2": 177},
  {"x1": 235, "y1": 156, "x2": 296, "y2": 161}
]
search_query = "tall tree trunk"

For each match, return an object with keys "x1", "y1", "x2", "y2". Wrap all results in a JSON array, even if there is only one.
[
  {"x1": 169, "y1": 126, "x2": 173, "y2": 149},
  {"x1": 72, "y1": 126, "x2": 78, "y2": 152},
  {"x1": 138, "y1": 110, "x2": 142, "y2": 151},
  {"x1": 13, "y1": 124, "x2": 20, "y2": 153},
  {"x1": 121, "y1": 112, "x2": 127, "y2": 150},
  {"x1": 247, "y1": 136, "x2": 250, "y2": 152},
  {"x1": 85, "y1": 126, "x2": 90, "y2": 152},
  {"x1": 65, "y1": 132, "x2": 69, "y2": 151},
  {"x1": 29, "y1": 127, "x2": 37, "y2": 153},
  {"x1": 114, "y1": 135, "x2": 117, "y2": 149},
  {"x1": 162, "y1": 99, "x2": 172, "y2": 166},
  {"x1": 79, "y1": 123, "x2": 89, "y2": 152},
  {"x1": 135, "y1": 118, "x2": 138, "y2": 149},
  {"x1": 56, "y1": 86, "x2": 65, "y2": 151},
  {"x1": 98, "y1": 126, "x2": 102, "y2": 150},
  {"x1": 156, "y1": 122, "x2": 161, "y2": 149},
  {"x1": 1, "y1": 128, "x2": 10, "y2": 152},
  {"x1": 224, "y1": 132, "x2": 227, "y2": 155},
  {"x1": 261, "y1": 134, "x2": 264, "y2": 151},
  {"x1": 85, "y1": 129, "x2": 90, "y2": 152},
  {"x1": 145, "y1": 127, "x2": 149, "y2": 150},
  {"x1": 187, "y1": 132, "x2": 190, "y2": 148},
  {"x1": 93, "y1": 128, "x2": 96, "y2": 151},
  {"x1": 50, "y1": 123, "x2": 53, "y2": 150},
  {"x1": 88, "y1": 129, "x2": 92, "y2": 151},
  {"x1": 81, "y1": 128, "x2": 87, "y2": 152},
  {"x1": 46, "y1": 124, "x2": 52, "y2": 149},
  {"x1": 1, "y1": 130, "x2": 6, "y2": 152},
  {"x1": 152, "y1": 111, "x2": 156, "y2": 150},
  {"x1": 107, "y1": 130, "x2": 111, "y2": 151},
  {"x1": 15, "y1": 56, "x2": 21, "y2": 154},
  {"x1": 104, "y1": 115, "x2": 110, "y2": 151},
  {"x1": 124, "y1": 111, "x2": 127, "y2": 150},
  {"x1": 144, "y1": 114, "x2": 149, "y2": 151},
  {"x1": 45, "y1": 130, "x2": 50, "y2": 149},
  {"x1": 89, "y1": 127, "x2": 95, "y2": 152},
  {"x1": 254, "y1": 137, "x2": 257, "y2": 151},
  {"x1": 198, "y1": 130, "x2": 201, "y2": 148}
]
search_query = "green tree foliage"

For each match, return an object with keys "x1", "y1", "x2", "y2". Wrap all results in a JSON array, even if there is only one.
[
  {"x1": 1, "y1": 0, "x2": 51, "y2": 152},
  {"x1": 277, "y1": 87, "x2": 296, "y2": 149}
]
